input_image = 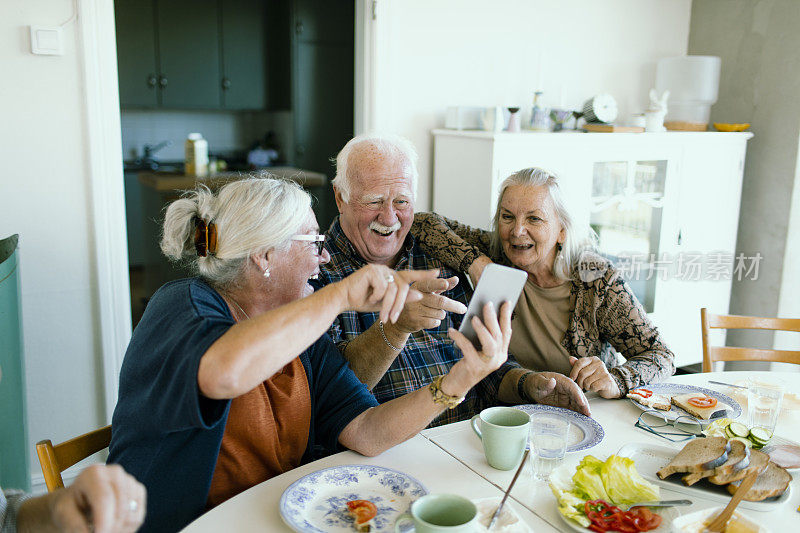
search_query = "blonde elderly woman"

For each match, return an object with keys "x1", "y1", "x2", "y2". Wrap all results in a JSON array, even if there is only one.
[
  {"x1": 108, "y1": 178, "x2": 512, "y2": 532},
  {"x1": 413, "y1": 167, "x2": 675, "y2": 400}
]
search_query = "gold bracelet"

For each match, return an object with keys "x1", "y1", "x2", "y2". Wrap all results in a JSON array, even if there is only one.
[
  {"x1": 428, "y1": 375, "x2": 465, "y2": 409},
  {"x1": 378, "y1": 321, "x2": 402, "y2": 351}
]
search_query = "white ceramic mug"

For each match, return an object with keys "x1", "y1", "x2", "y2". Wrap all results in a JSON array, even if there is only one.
[{"x1": 395, "y1": 494, "x2": 478, "y2": 532}]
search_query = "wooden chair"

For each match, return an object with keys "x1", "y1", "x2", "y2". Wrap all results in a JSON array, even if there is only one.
[
  {"x1": 701, "y1": 308, "x2": 800, "y2": 372},
  {"x1": 35, "y1": 425, "x2": 112, "y2": 492}
]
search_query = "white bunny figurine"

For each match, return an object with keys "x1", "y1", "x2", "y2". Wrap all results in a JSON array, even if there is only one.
[{"x1": 645, "y1": 89, "x2": 670, "y2": 132}]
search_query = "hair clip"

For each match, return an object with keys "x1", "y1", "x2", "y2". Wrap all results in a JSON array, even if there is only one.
[{"x1": 194, "y1": 217, "x2": 218, "y2": 257}]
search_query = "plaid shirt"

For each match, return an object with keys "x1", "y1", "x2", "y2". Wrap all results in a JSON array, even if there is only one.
[
  {"x1": 1, "y1": 488, "x2": 32, "y2": 533},
  {"x1": 313, "y1": 218, "x2": 518, "y2": 427}
]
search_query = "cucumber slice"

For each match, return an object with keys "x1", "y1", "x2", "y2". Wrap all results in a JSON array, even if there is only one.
[
  {"x1": 728, "y1": 422, "x2": 750, "y2": 438},
  {"x1": 749, "y1": 427, "x2": 772, "y2": 444},
  {"x1": 729, "y1": 436, "x2": 753, "y2": 448}
]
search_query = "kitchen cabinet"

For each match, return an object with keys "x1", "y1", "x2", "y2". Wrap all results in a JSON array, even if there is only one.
[
  {"x1": 156, "y1": 0, "x2": 220, "y2": 109},
  {"x1": 292, "y1": 0, "x2": 354, "y2": 227},
  {"x1": 220, "y1": 0, "x2": 267, "y2": 109},
  {"x1": 114, "y1": 0, "x2": 158, "y2": 107},
  {"x1": 432, "y1": 130, "x2": 753, "y2": 368},
  {"x1": 115, "y1": 0, "x2": 280, "y2": 110}
]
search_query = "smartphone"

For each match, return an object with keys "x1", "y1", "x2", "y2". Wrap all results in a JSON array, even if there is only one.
[{"x1": 458, "y1": 263, "x2": 527, "y2": 347}]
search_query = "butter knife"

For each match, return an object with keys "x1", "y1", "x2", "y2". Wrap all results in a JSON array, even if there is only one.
[{"x1": 488, "y1": 449, "x2": 529, "y2": 531}]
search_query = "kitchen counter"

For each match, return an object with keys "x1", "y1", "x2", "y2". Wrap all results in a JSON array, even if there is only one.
[{"x1": 138, "y1": 166, "x2": 327, "y2": 191}]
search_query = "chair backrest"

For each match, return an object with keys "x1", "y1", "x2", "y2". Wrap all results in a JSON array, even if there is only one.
[
  {"x1": 700, "y1": 308, "x2": 800, "y2": 372},
  {"x1": 35, "y1": 425, "x2": 112, "y2": 492}
]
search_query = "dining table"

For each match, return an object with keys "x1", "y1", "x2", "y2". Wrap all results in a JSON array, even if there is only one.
[{"x1": 183, "y1": 371, "x2": 800, "y2": 532}]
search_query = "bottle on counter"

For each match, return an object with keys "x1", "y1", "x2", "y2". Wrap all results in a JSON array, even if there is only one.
[
  {"x1": 185, "y1": 133, "x2": 209, "y2": 177},
  {"x1": 529, "y1": 91, "x2": 550, "y2": 131}
]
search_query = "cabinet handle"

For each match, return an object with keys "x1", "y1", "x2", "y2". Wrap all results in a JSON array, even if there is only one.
[
  {"x1": 221, "y1": 78, "x2": 231, "y2": 90},
  {"x1": 159, "y1": 75, "x2": 168, "y2": 88},
  {"x1": 147, "y1": 74, "x2": 157, "y2": 88},
  {"x1": 295, "y1": 21, "x2": 304, "y2": 35},
  {"x1": 677, "y1": 229, "x2": 682, "y2": 245}
]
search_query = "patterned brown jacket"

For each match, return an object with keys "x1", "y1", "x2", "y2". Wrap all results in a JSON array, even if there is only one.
[{"x1": 412, "y1": 212, "x2": 676, "y2": 395}]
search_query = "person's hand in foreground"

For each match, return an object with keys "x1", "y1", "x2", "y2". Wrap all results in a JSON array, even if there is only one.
[{"x1": 19, "y1": 464, "x2": 145, "y2": 533}]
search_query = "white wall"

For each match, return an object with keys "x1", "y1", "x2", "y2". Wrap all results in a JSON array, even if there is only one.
[
  {"x1": 688, "y1": 0, "x2": 800, "y2": 361},
  {"x1": 0, "y1": 0, "x2": 110, "y2": 488},
  {"x1": 368, "y1": 0, "x2": 692, "y2": 209}
]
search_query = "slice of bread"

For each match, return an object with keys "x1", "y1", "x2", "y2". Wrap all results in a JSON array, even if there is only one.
[
  {"x1": 726, "y1": 461, "x2": 792, "y2": 501},
  {"x1": 708, "y1": 449, "x2": 769, "y2": 485},
  {"x1": 657, "y1": 437, "x2": 730, "y2": 479},
  {"x1": 627, "y1": 390, "x2": 671, "y2": 411},
  {"x1": 682, "y1": 439, "x2": 749, "y2": 486},
  {"x1": 671, "y1": 393, "x2": 723, "y2": 420}
]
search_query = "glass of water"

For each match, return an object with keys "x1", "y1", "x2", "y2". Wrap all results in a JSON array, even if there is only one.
[
  {"x1": 748, "y1": 378, "x2": 784, "y2": 437},
  {"x1": 529, "y1": 414, "x2": 570, "y2": 482}
]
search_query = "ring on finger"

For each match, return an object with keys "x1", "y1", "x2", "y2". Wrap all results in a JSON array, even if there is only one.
[{"x1": 385, "y1": 274, "x2": 394, "y2": 283}]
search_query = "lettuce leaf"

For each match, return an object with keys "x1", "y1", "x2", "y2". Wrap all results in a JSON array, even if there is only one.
[
  {"x1": 600, "y1": 455, "x2": 660, "y2": 504},
  {"x1": 549, "y1": 466, "x2": 591, "y2": 527},
  {"x1": 572, "y1": 455, "x2": 611, "y2": 501}
]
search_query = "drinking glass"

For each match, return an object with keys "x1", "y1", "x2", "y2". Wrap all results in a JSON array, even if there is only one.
[
  {"x1": 529, "y1": 414, "x2": 569, "y2": 481},
  {"x1": 748, "y1": 378, "x2": 784, "y2": 437}
]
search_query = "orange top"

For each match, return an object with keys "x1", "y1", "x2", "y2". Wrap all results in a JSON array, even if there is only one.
[{"x1": 206, "y1": 357, "x2": 311, "y2": 508}]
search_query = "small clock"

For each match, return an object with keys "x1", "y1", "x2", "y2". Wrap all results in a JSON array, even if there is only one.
[{"x1": 582, "y1": 93, "x2": 618, "y2": 123}]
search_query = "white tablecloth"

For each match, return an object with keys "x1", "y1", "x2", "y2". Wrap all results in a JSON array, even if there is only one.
[
  {"x1": 184, "y1": 371, "x2": 800, "y2": 531},
  {"x1": 422, "y1": 371, "x2": 800, "y2": 531}
]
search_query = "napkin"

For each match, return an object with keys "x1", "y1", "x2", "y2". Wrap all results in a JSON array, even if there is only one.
[{"x1": 472, "y1": 497, "x2": 532, "y2": 533}]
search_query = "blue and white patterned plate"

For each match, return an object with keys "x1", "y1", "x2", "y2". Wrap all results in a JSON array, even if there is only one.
[
  {"x1": 512, "y1": 404, "x2": 604, "y2": 452},
  {"x1": 627, "y1": 383, "x2": 742, "y2": 423},
  {"x1": 279, "y1": 465, "x2": 428, "y2": 533}
]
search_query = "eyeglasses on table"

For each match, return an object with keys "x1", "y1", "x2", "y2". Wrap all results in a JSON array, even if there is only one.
[{"x1": 634, "y1": 409, "x2": 704, "y2": 442}]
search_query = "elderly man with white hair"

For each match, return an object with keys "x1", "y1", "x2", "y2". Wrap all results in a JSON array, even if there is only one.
[{"x1": 313, "y1": 134, "x2": 590, "y2": 426}]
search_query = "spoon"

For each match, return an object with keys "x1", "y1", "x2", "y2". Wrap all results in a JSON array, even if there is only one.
[
  {"x1": 706, "y1": 469, "x2": 759, "y2": 532},
  {"x1": 488, "y1": 449, "x2": 529, "y2": 531},
  {"x1": 616, "y1": 499, "x2": 692, "y2": 512}
]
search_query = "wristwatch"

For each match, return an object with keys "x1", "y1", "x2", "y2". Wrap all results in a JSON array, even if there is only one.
[{"x1": 428, "y1": 375, "x2": 465, "y2": 409}]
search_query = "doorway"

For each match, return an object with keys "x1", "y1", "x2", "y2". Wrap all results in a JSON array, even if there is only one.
[{"x1": 113, "y1": 0, "x2": 355, "y2": 326}]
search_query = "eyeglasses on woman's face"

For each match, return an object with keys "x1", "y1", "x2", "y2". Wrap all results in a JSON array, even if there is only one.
[
  {"x1": 634, "y1": 409, "x2": 704, "y2": 442},
  {"x1": 291, "y1": 234, "x2": 325, "y2": 255}
]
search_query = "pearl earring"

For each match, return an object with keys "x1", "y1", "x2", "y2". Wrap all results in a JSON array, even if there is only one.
[{"x1": 263, "y1": 266, "x2": 271, "y2": 278}]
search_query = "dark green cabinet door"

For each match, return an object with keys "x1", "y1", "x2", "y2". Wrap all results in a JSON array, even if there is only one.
[
  {"x1": 294, "y1": 0, "x2": 353, "y2": 43},
  {"x1": 293, "y1": 42, "x2": 353, "y2": 176},
  {"x1": 156, "y1": 0, "x2": 220, "y2": 108},
  {"x1": 220, "y1": 0, "x2": 266, "y2": 109},
  {"x1": 115, "y1": 0, "x2": 158, "y2": 107}
]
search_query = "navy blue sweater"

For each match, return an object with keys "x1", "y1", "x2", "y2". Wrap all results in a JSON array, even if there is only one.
[{"x1": 108, "y1": 278, "x2": 377, "y2": 532}]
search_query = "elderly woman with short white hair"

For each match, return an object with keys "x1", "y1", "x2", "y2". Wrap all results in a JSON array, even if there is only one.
[
  {"x1": 413, "y1": 167, "x2": 675, "y2": 399},
  {"x1": 108, "y1": 177, "x2": 512, "y2": 532}
]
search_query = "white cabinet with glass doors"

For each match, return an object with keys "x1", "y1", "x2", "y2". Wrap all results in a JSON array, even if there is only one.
[{"x1": 432, "y1": 129, "x2": 752, "y2": 368}]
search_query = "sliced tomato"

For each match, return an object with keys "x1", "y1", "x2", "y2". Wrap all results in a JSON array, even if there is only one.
[
  {"x1": 346, "y1": 499, "x2": 377, "y2": 525},
  {"x1": 688, "y1": 396, "x2": 718, "y2": 409},
  {"x1": 583, "y1": 500, "x2": 662, "y2": 532},
  {"x1": 631, "y1": 389, "x2": 653, "y2": 398}
]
